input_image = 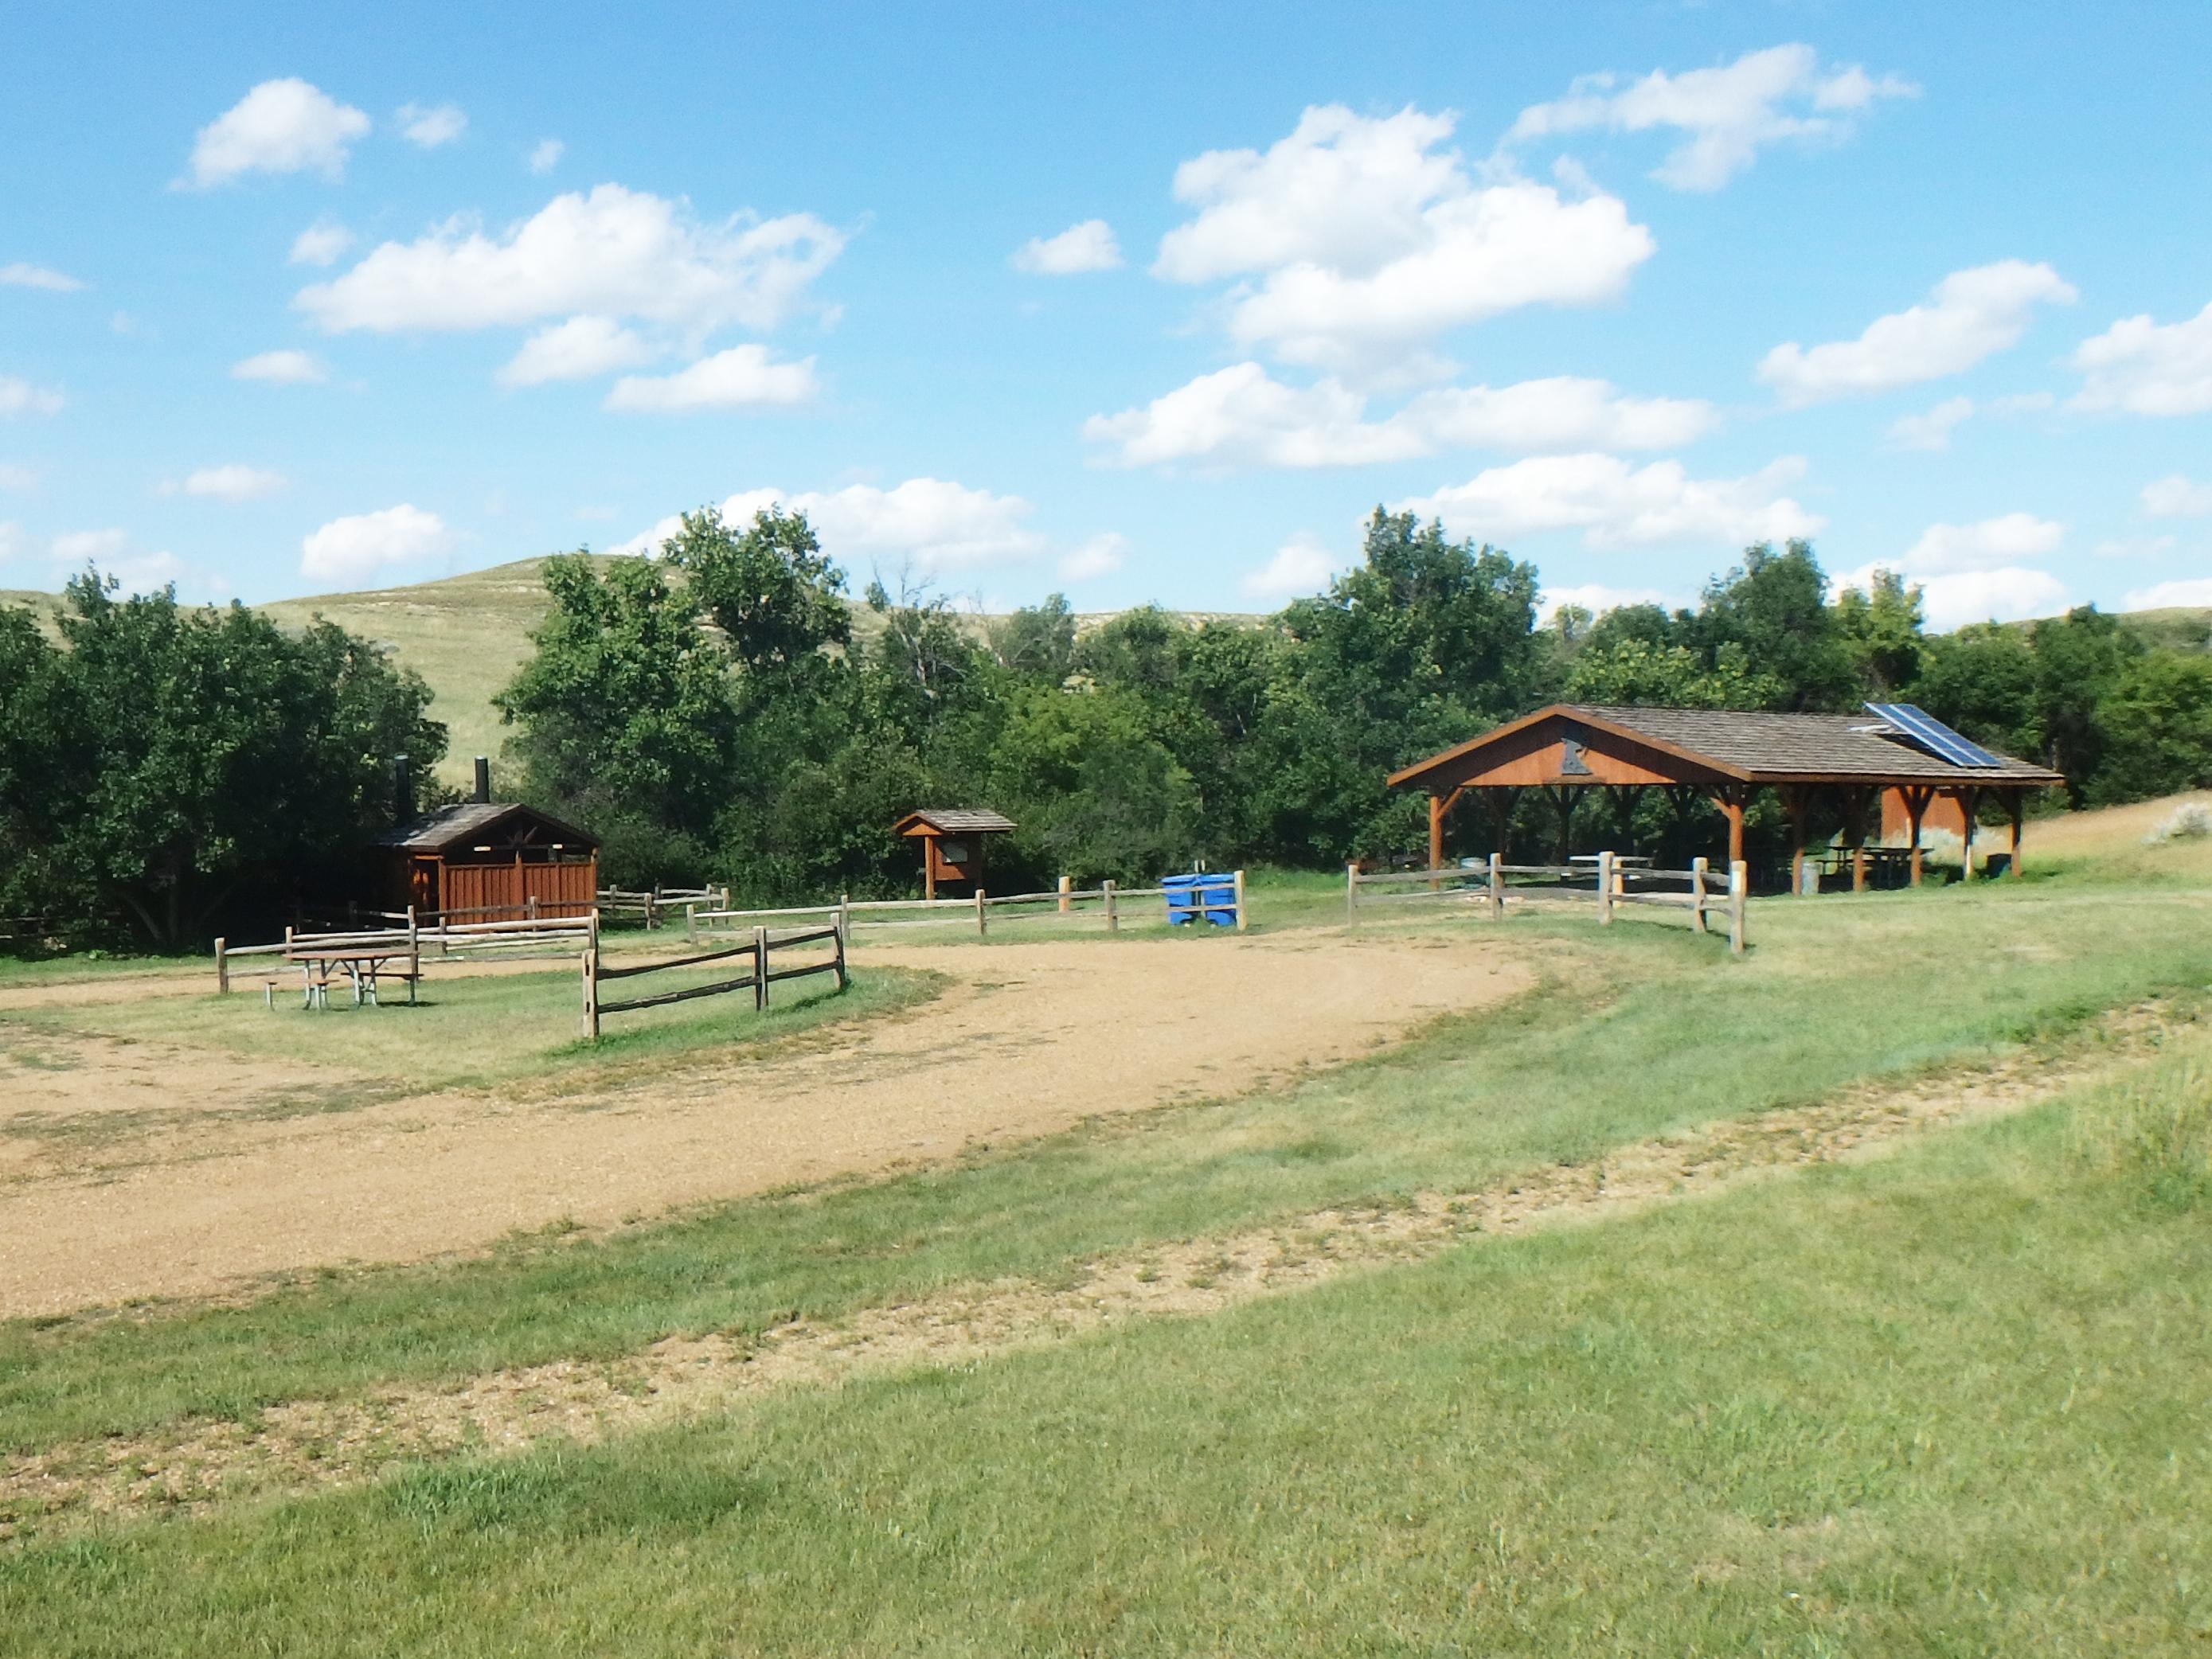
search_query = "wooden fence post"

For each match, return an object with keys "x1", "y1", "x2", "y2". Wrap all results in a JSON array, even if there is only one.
[
  {"x1": 1690, "y1": 857, "x2": 1709, "y2": 935},
  {"x1": 685, "y1": 903, "x2": 697, "y2": 943},
  {"x1": 1104, "y1": 880, "x2": 1119, "y2": 934},
  {"x1": 833, "y1": 920, "x2": 848, "y2": 990},
  {"x1": 838, "y1": 893, "x2": 851, "y2": 952},
  {"x1": 1057, "y1": 874, "x2": 1071, "y2": 915},
  {"x1": 1233, "y1": 869, "x2": 1248, "y2": 933},
  {"x1": 1597, "y1": 850, "x2": 1615, "y2": 926},
  {"x1": 1487, "y1": 853, "x2": 1503, "y2": 920},
  {"x1": 215, "y1": 937, "x2": 229, "y2": 995},
  {"x1": 1728, "y1": 861, "x2": 1748, "y2": 957},
  {"x1": 976, "y1": 887, "x2": 988, "y2": 939},
  {"x1": 582, "y1": 945, "x2": 599, "y2": 1040},
  {"x1": 753, "y1": 926, "x2": 768, "y2": 1011},
  {"x1": 1346, "y1": 862, "x2": 1359, "y2": 927},
  {"x1": 527, "y1": 896, "x2": 539, "y2": 923}
]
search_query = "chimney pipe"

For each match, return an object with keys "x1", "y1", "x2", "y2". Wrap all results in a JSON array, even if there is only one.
[
  {"x1": 392, "y1": 755, "x2": 413, "y2": 826},
  {"x1": 473, "y1": 756, "x2": 491, "y2": 804}
]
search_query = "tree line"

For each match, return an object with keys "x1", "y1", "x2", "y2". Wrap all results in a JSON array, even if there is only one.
[{"x1": 2, "y1": 511, "x2": 2208, "y2": 948}]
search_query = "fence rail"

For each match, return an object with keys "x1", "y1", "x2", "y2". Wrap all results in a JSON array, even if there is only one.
[
  {"x1": 1346, "y1": 852, "x2": 1746, "y2": 954},
  {"x1": 583, "y1": 923, "x2": 846, "y2": 1038},
  {"x1": 681, "y1": 871, "x2": 1246, "y2": 944},
  {"x1": 213, "y1": 911, "x2": 596, "y2": 993}
]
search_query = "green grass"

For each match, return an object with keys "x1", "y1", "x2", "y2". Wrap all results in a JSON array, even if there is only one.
[
  {"x1": 5, "y1": 876, "x2": 2209, "y2": 1461},
  {"x1": 3, "y1": 1059, "x2": 2206, "y2": 1653}
]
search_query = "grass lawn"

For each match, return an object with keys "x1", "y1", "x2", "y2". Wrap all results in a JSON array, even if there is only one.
[
  {"x1": 4, "y1": 869, "x2": 2208, "y2": 1458},
  {"x1": 2, "y1": 1044, "x2": 2206, "y2": 1653}
]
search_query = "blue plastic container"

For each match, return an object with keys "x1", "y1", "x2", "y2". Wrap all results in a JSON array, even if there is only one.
[{"x1": 1161, "y1": 871, "x2": 1237, "y2": 927}]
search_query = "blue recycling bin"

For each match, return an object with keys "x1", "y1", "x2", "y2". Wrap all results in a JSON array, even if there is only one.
[{"x1": 1162, "y1": 871, "x2": 1237, "y2": 927}]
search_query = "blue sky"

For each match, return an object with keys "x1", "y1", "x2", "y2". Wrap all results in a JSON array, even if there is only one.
[{"x1": 3, "y1": 1, "x2": 2210, "y2": 628}]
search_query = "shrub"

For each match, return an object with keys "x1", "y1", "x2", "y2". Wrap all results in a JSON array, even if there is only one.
[{"x1": 2142, "y1": 800, "x2": 2212, "y2": 847}]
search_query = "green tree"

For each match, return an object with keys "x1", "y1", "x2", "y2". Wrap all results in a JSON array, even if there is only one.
[
  {"x1": 1682, "y1": 541, "x2": 1859, "y2": 710},
  {"x1": 25, "y1": 573, "x2": 444, "y2": 950},
  {"x1": 494, "y1": 553, "x2": 736, "y2": 884},
  {"x1": 987, "y1": 593, "x2": 1077, "y2": 681},
  {"x1": 1565, "y1": 637, "x2": 1782, "y2": 709},
  {"x1": 1833, "y1": 568, "x2": 1925, "y2": 697},
  {"x1": 2083, "y1": 650, "x2": 2212, "y2": 804}
]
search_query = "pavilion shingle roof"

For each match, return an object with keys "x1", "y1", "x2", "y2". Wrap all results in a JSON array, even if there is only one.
[
  {"x1": 372, "y1": 802, "x2": 599, "y2": 851},
  {"x1": 1565, "y1": 705, "x2": 2062, "y2": 783},
  {"x1": 1389, "y1": 703, "x2": 2063, "y2": 790},
  {"x1": 897, "y1": 807, "x2": 1017, "y2": 834}
]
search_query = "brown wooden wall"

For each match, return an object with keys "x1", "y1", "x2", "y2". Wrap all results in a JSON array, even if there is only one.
[
  {"x1": 426, "y1": 856, "x2": 597, "y2": 919},
  {"x1": 1432, "y1": 716, "x2": 1723, "y2": 790},
  {"x1": 1880, "y1": 788, "x2": 1970, "y2": 840}
]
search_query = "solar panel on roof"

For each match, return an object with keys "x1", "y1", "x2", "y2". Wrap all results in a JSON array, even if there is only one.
[{"x1": 1864, "y1": 702, "x2": 2003, "y2": 768}]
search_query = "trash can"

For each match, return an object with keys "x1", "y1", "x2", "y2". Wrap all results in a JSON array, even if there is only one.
[{"x1": 1161, "y1": 872, "x2": 1237, "y2": 927}]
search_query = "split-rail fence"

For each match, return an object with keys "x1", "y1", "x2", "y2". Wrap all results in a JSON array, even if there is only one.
[
  {"x1": 582, "y1": 923, "x2": 846, "y2": 1040},
  {"x1": 1346, "y1": 852, "x2": 1749, "y2": 954}
]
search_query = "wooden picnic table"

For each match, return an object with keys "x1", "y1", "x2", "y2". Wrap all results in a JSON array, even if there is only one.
[{"x1": 283, "y1": 945, "x2": 420, "y2": 1009}]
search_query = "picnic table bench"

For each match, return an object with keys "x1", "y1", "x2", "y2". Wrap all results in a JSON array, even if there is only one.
[{"x1": 283, "y1": 945, "x2": 421, "y2": 1009}]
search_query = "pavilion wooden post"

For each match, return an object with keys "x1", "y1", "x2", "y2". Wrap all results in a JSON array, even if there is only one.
[
  {"x1": 1899, "y1": 783, "x2": 1935, "y2": 887},
  {"x1": 1489, "y1": 787, "x2": 1519, "y2": 861},
  {"x1": 1596, "y1": 850, "x2": 1615, "y2": 926},
  {"x1": 1839, "y1": 787, "x2": 1870, "y2": 895},
  {"x1": 1428, "y1": 792, "x2": 1445, "y2": 889},
  {"x1": 1954, "y1": 787, "x2": 1982, "y2": 882},
  {"x1": 2007, "y1": 791, "x2": 2025, "y2": 877},
  {"x1": 1689, "y1": 857, "x2": 1709, "y2": 934},
  {"x1": 1712, "y1": 784, "x2": 1748, "y2": 871},
  {"x1": 1547, "y1": 784, "x2": 1577, "y2": 865},
  {"x1": 1776, "y1": 784, "x2": 1812, "y2": 896}
]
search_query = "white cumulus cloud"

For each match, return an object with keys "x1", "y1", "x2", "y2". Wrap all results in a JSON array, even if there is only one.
[
  {"x1": 1760, "y1": 261, "x2": 2077, "y2": 405},
  {"x1": 1153, "y1": 104, "x2": 1653, "y2": 379},
  {"x1": 170, "y1": 464, "x2": 287, "y2": 502},
  {"x1": 296, "y1": 185, "x2": 845, "y2": 338},
  {"x1": 1013, "y1": 220, "x2": 1124, "y2": 275},
  {"x1": 397, "y1": 102, "x2": 467, "y2": 149},
  {"x1": 1902, "y1": 513, "x2": 2065, "y2": 575},
  {"x1": 1506, "y1": 43, "x2": 1916, "y2": 191},
  {"x1": 617, "y1": 479, "x2": 1045, "y2": 573},
  {"x1": 1397, "y1": 453, "x2": 1823, "y2": 549},
  {"x1": 529, "y1": 138, "x2": 565, "y2": 174},
  {"x1": 2123, "y1": 578, "x2": 2212, "y2": 610},
  {"x1": 0, "y1": 375, "x2": 64, "y2": 416},
  {"x1": 1085, "y1": 363, "x2": 1714, "y2": 469},
  {"x1": 1886, "y1": 396, "x2": 1976, "y2": 452},
  {"x1": 300, "y1": 504, "x2": 455, "y2": 582},
  {"x1": 603, "y1": 345, "x2": 817, "y2": 412},
  {"x1": 231, "y1": 349, "x2": 326, "y2": 384},
  {"x1": 1241, "y1": 533, "x2": 1339, "y2": 599},
  {"x1": 186, "y1": 79, "x2": 369, "y2": 187},
  {"x1": 2142, "y1": 474, "x2": 2212, "y2": 517},
  {"x1": 0, "y1": 463, "x2": 35, "y2": 491},
  {"x1": 1, "y1": 262, "x2": 84, "y2": 292},
  {"x1": 1059, "y1": 533, "x2": 1127, "y2": 582},
  {"x1": 498, "y1": 315, "x2": 656, "y2": 386},
  {"x1": 2072, "y1": 299, "x2": 2212, "y2": 416},
  {"x1": 52, "y1": 527, "x2": 129, "y2": 563},
  {"x1": 288, "y1": 220, "x2": 354, "y2": 267}
]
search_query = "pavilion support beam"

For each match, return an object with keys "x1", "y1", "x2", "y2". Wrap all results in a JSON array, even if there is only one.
[
  {"x1": 1898, "y1": 783, "x2": 1936, "y2": 887},
  {"x1": 1428, "y1": 787, "x2": 1465, "y2": 886},
  {"x1": 1604, "y1": 785, "x2": 1646, "y2": 855},
  {"x1": 2007, "y1": 790, "x2": 2026, "y2": 877},
  {"x1": 1777, "y1": 783, "x2": 1811, "y2": 897},
  {"x1": 1546, "y1": 785, "x2": 1578, "y2": 865},
  {"x1": 1952, "y1": 786, "x2": 1983, "y2": 883},
  {"x1": 1708, "y1": 783, "x2": 1749, "y2": 871},
  {"x1": 1488, "y1": 787, "x2": 1520, "y2": 861},
  {"x1": 1840, "y1": 785, "x2": 1872, "y2": 895}
]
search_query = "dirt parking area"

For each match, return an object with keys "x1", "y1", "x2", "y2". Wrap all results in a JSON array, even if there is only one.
[{"x1": 0, "y1": 931, "x2": 1528, "y2": 1317}]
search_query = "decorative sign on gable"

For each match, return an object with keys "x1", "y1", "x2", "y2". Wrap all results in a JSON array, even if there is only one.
[{"x1": 1560, "y1": 736, "x2": 1593, "y2": 776}]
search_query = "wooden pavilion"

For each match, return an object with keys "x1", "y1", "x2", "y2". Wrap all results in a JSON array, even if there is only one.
[
  {"x1": 1389, "y1": 704, "x2": 2065, "y2": 892},
  {"x1": 893, "y1": 808, "x2": 1015, "y2": 899}
]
